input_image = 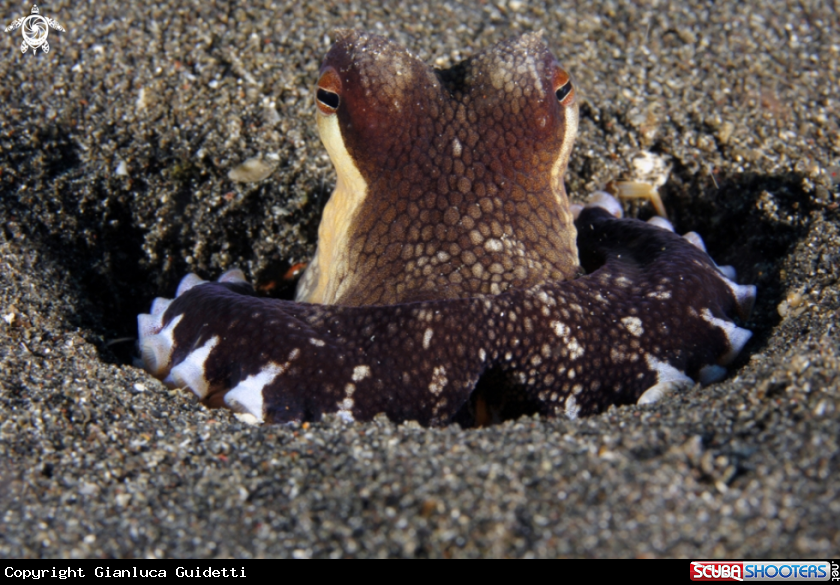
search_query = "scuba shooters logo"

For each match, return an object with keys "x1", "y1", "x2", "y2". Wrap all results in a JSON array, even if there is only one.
[
  {"x1": 692, "y1": 563, "x2": 745, "y2": 581},
  {"x1": 691, "y1": 561, "x2": 835, "y2": 582}
]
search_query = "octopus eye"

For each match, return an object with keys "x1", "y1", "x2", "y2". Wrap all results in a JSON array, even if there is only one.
[
  {"x1": 316, "y1": 68, "x2": 342, "y2": 115},
  {"x1": 317, "y1": 88, "x2": 340, "y2": 111},
  {"x1": 555, "y1": 81, "x2": 573, "y2": 103},
  {"x1": 552, "y1": 65, "x2": 576, "y2": 108}
]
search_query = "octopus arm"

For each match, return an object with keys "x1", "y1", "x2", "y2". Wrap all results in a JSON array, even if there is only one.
[{"x1": 138, "y1": 207, "x2": 754, "y2": 426}]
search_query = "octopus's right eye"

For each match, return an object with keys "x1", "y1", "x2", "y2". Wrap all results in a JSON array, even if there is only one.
[
  {"x1": 316, "y1": 68, "x2": 342, "y2": 115},
  {"x1": 317, "y1": 88, "x2": 340, "y2": 111}
]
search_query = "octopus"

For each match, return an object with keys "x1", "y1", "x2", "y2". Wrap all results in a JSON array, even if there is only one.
[{"x1": 137, "y1": 31, "x2": 756, "y2": 427}]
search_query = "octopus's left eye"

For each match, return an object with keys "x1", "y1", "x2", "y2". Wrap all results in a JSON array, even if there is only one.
[
  {"x1": 316, "y1": 67, "x2": 342, "y2": 115},
  {"x1": 555, "y1": 81, "x2": 572, "y2": 103},
  {"x1": 552, "y1": 66, "x2": 576, "y2": 108}
]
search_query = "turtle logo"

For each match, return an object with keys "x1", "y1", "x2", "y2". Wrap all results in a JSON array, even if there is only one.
[{"x1": 5, "y1": 5, "x2": 65, "y2": 54}]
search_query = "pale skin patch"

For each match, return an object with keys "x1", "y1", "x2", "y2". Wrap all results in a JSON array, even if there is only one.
[
  {"x1": 621, "y1": 316, "x2": 644, "y2": 337},
  {"x1": 566, "y1": 337, "x2": 584, "y2": 360},
  {"x1": 352, "y1": 365, "x2": 371, "y2": 382},
  {"x1": 549, "y1": 103, "x2": 578, "y2": 225},
  {"x1": 429, "y1": 366, "x2": 448, "y2": 396},
  {"x1": 564, "y1": 394, "x2": 580, "y2": 419},
  {"x1": 551, "y1": 320, "x2": 568, "y2": 338},
  {"x1": 336, "y1": 394, "x2": 356, "y2": 422},
  {"x1": 165, "y1": 334, "x2": 218, "y2": 398},
  {"x1": 637, "y1": 354, "x2": 695, "y2": 406},
  {"x1": 297, "y1": 113, "x2": 369, "y2": 304},
  {"x1": 550, "y1": 319, "x2": 584, "y2": 360},
  {"x1": 423, "y1": 328, "x2": 434, "y2": 350},
  {"x1": 700, "y1": 308, "x2": 752, "y2": 363},
  {"x1": 139, "y1": 313, "x2": 183, "y2": 377},
  {"x1": 223, "y1": 362, "x2": 287, "y2": 422}
]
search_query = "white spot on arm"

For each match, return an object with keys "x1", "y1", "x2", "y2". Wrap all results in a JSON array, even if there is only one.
[
  {"x1": 564, "y1": 395, "x2": 580, "y2": 419},
  {"x1": 336, "y1": 396, "x2": 356, "y2": 423},
  {"x1": 700, "y1": 308, "x2": 753, "y2": 364},
  {"x1": 164, "y1": 332, "x2": 218, "y2": 398},
  {"x1": 566, "y1": 338, "x2": 584, "y2": 360},
  {"x1": 428, "y1": 366, "x2": 448, "y2": 395},
  {"x1": 139, "y1": 313, "x2": 184, "y2": 377},
  {"x1": 423, "y1": 328, "x2": 433, "y2": 350},
  {"x1": 224, "y1": 362, "x2": 288, "y2": 422},
  {"x1": 352, "y1": 365, "x2": 371, "y2": 382},
  {"x1": 621, "y1": 316, "x2": 644, "y2": 337},
  {"x1": 551, "y1": 319, "x2": 584, "y2": 361},
  {"x1": 637, "y1": 354, "x2": 694, "y2": 405},
  {"x1": 552, "y1": 320, "x2": 568, "y2": 338},
  {"x1": 335, "y1": 382, "x2": 357, "y2": 422}
]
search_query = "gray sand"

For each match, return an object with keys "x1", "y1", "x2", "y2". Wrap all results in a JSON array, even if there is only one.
[{"x1": 1, "y1": 0, "x2": 838, "y2": 558}]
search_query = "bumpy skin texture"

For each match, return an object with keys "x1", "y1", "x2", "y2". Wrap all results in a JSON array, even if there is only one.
[
  {"x1": 137, "y1": 31, "x2": 755, "y2": 426},
  {"x1": 296, "y1": 31, "x2": 579, "y2": 306}
]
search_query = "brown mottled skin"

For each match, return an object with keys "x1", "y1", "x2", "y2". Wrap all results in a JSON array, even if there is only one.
[
  {"x1": 137, "y1": 31, "x2": 755, "y2": 426},
  {"x1": 297, "y1": 31, "x2": 579, "y2": 306}
]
